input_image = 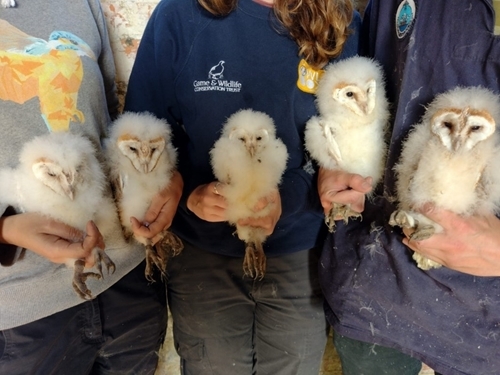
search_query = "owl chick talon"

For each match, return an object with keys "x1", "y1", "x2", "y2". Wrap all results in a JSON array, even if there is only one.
[
  {"x1": 160, "y1": 230, "x2": 184, "y2": 257},
  {"x1": 72, "y1": 259, "x2": 101, "y2": 300},
  {"x1": 326, "y1": 203, "x2": 362, "y2": 232},
  {"x1": 389, "y1": 210, "x2": 415, "y2": 229},
  {"x1": 145, "y1": 244, "x2": 166, "y2": 282},
  {"x1": 389, "y1": 210, "x2": 435, "y2": 241},
  {"x1": 409, "y1": 226, "x2": 435, "y2": 242},
  {"x1": 94, "y1": 249, "x2": 116, "y2": 278},
  {"x1": 243, "y1": 243, "x2": 266, "y2": 280},
  {"x1": 325, "y1": 210, "x2": 337, "y2": 233}
]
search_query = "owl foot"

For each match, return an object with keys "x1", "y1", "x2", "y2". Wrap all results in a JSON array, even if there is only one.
[
  {"x1": 145, "y1": 244, "x2": 164, "y2": 283},
  {"x1": 94, "y1": 249, "x2": 116, "y2": 278},
  {"x1": 160, "y1": 230, "x2": 184, "y2": 257},
  {"x1": 389, "y1": 210, "x2": 435, "y2": 241},
  {"x1": 325, "y1": 203, "x2": 362, "y2": 232},
  {"x1": 145, "y1": 231, "x2": 184, "y2": 282},
  {"x1": 390, "y1": 210, "x2": 441, "y2": 269},
  {"x1": 413, "y1": 253, "x2": 442, "y2": 270},
  {"x1": 243, "y1": 242, "x2": 266, "y2": 280},
  {"x1": 72, "y1": 259, "x2": 101, "y2": 300},
  {"x1": 408, "y1": 226, "x2": 436, "y2": 241},
  {"x1": 389, "y1": 210, "x2": 415, "y2": 228}
]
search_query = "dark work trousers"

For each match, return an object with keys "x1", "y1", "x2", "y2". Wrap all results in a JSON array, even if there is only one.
[
  {"x1": 0, "y1": 260, "x2": 167, "y2": 375},
  {"x1": 334, "y1": 333, "x2": 423, "y2": 375},
  {"x1": 166, "y1": 242, "x2": 329, "y2": 375}
]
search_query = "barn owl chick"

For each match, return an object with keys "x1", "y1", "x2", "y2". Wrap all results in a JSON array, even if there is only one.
[
  {"x1": 389, "y1": 86, "x2": 500, "y2": 270},
  {"x1": 105, "y1": 112, "x2": 183, "y2": 282},
  {"x1": 0, "y1": 132, "x2": 117, "y2": 299},
  {"x1": 210, "y1": 109, "x2": 288, "y2": 279},
  {"x1": 304, "y1": 56, "x2": 390, "y2": 232}
]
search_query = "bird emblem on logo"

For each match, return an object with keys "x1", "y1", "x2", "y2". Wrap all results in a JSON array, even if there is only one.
[{"x1": 208, "y1": 60, "x2": 225, "y2": 79}]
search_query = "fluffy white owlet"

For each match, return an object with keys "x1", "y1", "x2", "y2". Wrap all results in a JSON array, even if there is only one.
[
  {"x1": 389, "y1": 86, "x2": 500, "y2": 270},
  {"x1": 0, "y1": 132, "x2": 117, "y2": 299},
  {"x1": 210, "y1": 109, "x2": 288, "y2": 279},
  {"x1": 105, "y1": 112, "x2": 183, "y2": 281},
  {"x1": 304, "y1": 55, "x2": 390, "y2": 232}
]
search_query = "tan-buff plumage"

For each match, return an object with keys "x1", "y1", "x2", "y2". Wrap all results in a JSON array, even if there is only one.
[{"x1": 390, "y1": 86, "x2": 500, "y2": 270}]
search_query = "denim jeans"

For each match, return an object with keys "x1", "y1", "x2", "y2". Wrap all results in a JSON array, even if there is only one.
[{"x1": 166, "y1": 242, "x2": 328, "y2": 375}]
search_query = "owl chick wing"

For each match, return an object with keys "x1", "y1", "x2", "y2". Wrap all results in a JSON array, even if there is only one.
[{"x1": 304, "y1": 115, "x2": 342, "y2": 170}]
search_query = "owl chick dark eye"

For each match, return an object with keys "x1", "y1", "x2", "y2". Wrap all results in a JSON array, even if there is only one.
[
  {"x1": 239, "y1": 137, "x2": 245, "y2": 142},
  {"x1": 129, "y1": 146, "x2": 137, "y2": 152},
  {"x1": 469, "y1": 125, "x2": 482, "y2": 132},
  {"x1": 443, "y1": 122, "x2": 453, "y2": 130},
  {"x1": 256, "y1": 136, "x2": 262, "y2": 141},
  {"x1": 151, "y1": 147, "x2": 157, "y2": 153},
  {"x1": 346, "y1": 91, "x2": 354, "y2": 98},
  {"x1": 48, "y1": 171, "x2": 56, "y2": 177}
]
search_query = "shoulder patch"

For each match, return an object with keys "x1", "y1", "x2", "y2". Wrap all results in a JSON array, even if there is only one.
[{"x1": 395, "y1": 0, "x2": 416, "y2": 39}]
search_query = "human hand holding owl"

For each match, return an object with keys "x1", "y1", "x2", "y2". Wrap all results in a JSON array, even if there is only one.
[
  {"x1": 186, "y1": 181, "x2": 228, "y2": 222},
  {"x1": 317, "y1": 168, "x2": 373, "y2": 218},
  {"x1": 131, "y1": 170, "x2": 184, "y2": 244},
  {"x1": 402, "y1": 205, "x2": 500, "y2": 277},
  {"x1": 237, "y1": 188, "x2": 281, "y2": 236},
  {"x1": 0, "y1": 213, "x2": 103, "y2": 266}
]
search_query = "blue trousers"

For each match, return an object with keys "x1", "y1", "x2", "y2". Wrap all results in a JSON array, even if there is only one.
[
  {"x1": 166, "y1": 242, "x2": 328, "y2": 375},
  {"x1": 0, "y1": 260, "x2": 167, "y2": 375}
]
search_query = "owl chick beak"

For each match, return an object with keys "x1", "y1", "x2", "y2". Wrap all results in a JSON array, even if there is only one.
[
  {"x1": 61, "y1": 172, "x2": 78, "y2": 200},
  {"x1": 248, "y1": 143, "x2": 257, "y2": 157},
  {"x1": 141, "y1": 162, "x2": 150, "y2": 174},
  {"x1": 62, "y1": 184, "x2": 75, "y2": 200},
  {"x1": 451, "y1": 137, "x2": 464, "y2": 152}
]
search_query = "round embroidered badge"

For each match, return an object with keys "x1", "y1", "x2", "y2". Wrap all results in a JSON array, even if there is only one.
[{"x1": 395, "y1": 0, "x2": 416, "y2": 39}]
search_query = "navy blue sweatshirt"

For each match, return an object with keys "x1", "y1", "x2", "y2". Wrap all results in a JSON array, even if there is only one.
[{"x1": 125, "y1": 0, "x2": 360, "y2": 257}]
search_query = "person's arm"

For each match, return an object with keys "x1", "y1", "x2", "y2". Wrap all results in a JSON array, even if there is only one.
[
  {"x1": 403, "y1": 205, "x2": 500, "y2": 277},
  {"x1": 317, "y1": 167, "x2": 373, "y2": 216},
  {"x1": 0, "y1": 212, "x2": 102, "y2": 266}
]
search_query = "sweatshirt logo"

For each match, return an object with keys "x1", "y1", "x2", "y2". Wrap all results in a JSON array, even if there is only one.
[
  {"x1": 193, "y1": 60, "x2": 242, "y2": 93},
  {"x1": 208, "y1": 60, "x2": 225, "y2": 79},
  {"x1": 0, "y1": 20, "x2": 95, "y2": 132},
  {"x1": 395, "y1": 0, "x2": 416, "y2": 39}
]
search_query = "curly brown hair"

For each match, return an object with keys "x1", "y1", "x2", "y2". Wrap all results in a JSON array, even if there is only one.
[{"x1": 198, "y1": 0, "x2": 354, "y2": 69}]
